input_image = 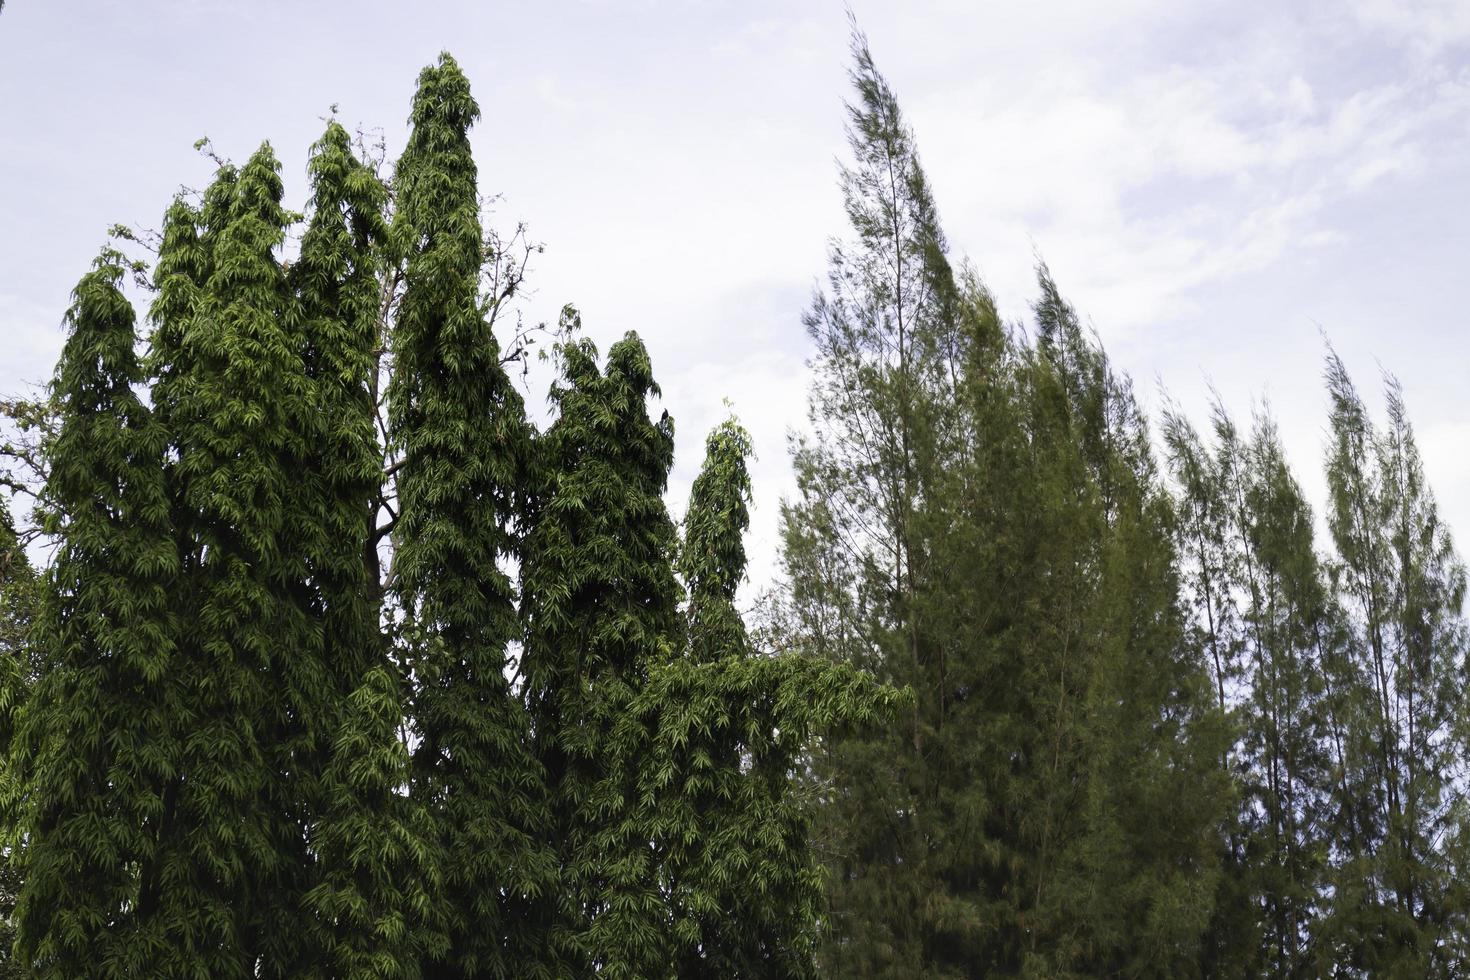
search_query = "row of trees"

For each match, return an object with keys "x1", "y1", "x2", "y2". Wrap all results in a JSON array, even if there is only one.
[
  {"x1": 783, "y1": 29, "x2": 1470, "y2": 980},
  {"x1": 1163, "y1": 362, "x2": 1470, "y2": 978},
  {"x1": 4, "y1": 26, "x2": 1469, "y2": 980},
  {"x1": 0, "y1": 53, "x2": 895, "y2": 978}
]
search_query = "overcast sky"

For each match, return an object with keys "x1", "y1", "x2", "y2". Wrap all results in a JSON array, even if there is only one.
[{"x1": 4, "y1": 0, "x2": 1470, "y2": 596}]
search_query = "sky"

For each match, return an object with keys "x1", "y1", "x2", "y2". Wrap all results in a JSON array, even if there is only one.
[{"x1": 3, "y1": 0, "x2": 1470, "y2": 598}]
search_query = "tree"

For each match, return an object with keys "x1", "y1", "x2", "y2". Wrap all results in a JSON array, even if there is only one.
[
  {"x1": 787, "y1": 28, "x2": 1230, "y2": 974},
  {"x1": 291, "y1": 118, "x2": 428, "y2": 979},
  {"x1": 1316, "y1": 353, "x2": 1468, "y2": 978},
  {"x1": 681, "y1": 418, "x2": 757, "y2": 666},
  {"x1": 0, "y1": 493, "x2": 38, "y2": 980},
  {"x1": 630, "y1": 416, "x2": 899, "y2": 978},
  {"x1": 1008, "y1": 270, "x2": 1227, "y2": 978},
  {"x1": 10, "y1": 252, "x2": 179, "y2": 976},
  {"x1": 519, "y1": 317, "x2": 682, "y2": 977},
  {"x1": 1164, "y1": 401, "x2": 1342, "y2": 978},
  {"x1": 1164, "y1": 354, "x2": 1470, "y2": 978},
  {"x1": 784, "y1": 27, "x2": 967, "y2": 972},
  {"x1": 1233, "y1": 412, "x2": 1338, "y2": 978},
  {"x1": 387, "y1": 53, "x2": 551, "y2": 978},
  {"x1": 159, "y1": 142, "x2": 331, "y2": 975}
]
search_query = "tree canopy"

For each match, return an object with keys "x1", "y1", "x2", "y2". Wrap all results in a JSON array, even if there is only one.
[{"x1": 1, "y1": 26, "x2": 1468, "y2": 980}]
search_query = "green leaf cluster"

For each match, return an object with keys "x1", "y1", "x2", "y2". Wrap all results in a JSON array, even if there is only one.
[{"x1": 1, "y1": 50, "x2": 890, "y2": 980}]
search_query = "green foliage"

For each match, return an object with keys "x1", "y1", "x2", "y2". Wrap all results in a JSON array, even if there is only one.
[
  {"x1": 153, "y1": 142, "x2": 333, "y2": 975},
  {"x1": 1314, "y1": 354, "x2": 1468, "y2": 978},
  {"x1": 784, "y1": 36, "x2": 976, "y2": 968},
  {"x1": 788, "y1": 29, "x2": 1230, "y2": 978},
  {"x1": 645, "y1": 416, "x2": 902, "y2": 978},
  {"x1": 1161, "y1": 349, "x2": 1470, "y2": 980},
  {"x1": 291, "y1": 119, "x2": 426, "y2": 978},
  {"x1": 640, "y1": 652, "x2": 904, "y2": 979},
  {"x1": 945, "y1": 271, "x2": 1228, "y2": 979},
  {"x1": 0, "y1": 494, "x2": 37, "y2": 980},
  {"x1": 12, "y1": 127, "x2": 424, "y2": 977},
  {"x1": 388, "y1": 53, "x2": 551, "y2": 978},
  {"x1": 7, "y1": 50, "x2": 896, "y2": 978},
  {"x1": 14, "y1": 34, "x2": 1470, "y2": 980},
  {"x1": 1164, "y1": 401, "x2": 1344, "y2": 979},
  {"x1": 520, "y1": 317, "x2": 681, "y2": 977},
  {"x1": 11, "y1": 253, "x2": 179, "y2": 976},
  {"x1": 681, "y1": 418, "x2": 756, "y2": 664}
]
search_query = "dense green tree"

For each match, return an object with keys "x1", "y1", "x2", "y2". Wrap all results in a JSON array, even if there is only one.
[
  {"x1": 290, "y1": 119, "x2": 390, "y2": 703},
  {"x1": 20, "y1": 37, "x2": 1470, "y2": 980},
  {"x1": 158, "y1": 142, "x2": 326, "y2": 975},
  {"x1": 789, "y1": 29, "x2": 1230, "y2": 975},
  {"x1": 520, "y1": 317, "x2": 682, "y2": 977},
  {"x1": 387, "y1": 53, "x2": 550, "y2": 977},
  {"x1": 291, "y1": 119, "x2": 429, "y2": 978},
  {"x1": 1011, "y1": 271, "x2": 1227, "y2": 978},
  {"x1": 0, "y1": 494, "x2": 39, "y2": 980},
  {"x1": 681, "y1": 418, "x2": 757, "y2": 666},
  {"x1": 10, "y1": 253, "x2": 179, "y2": 976},
  {"x1": 640, "y1": 417, "x2": 900, "y2": 978}
]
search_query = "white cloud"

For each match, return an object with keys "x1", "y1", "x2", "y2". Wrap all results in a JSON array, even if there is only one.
[
  {"x1": 6, "y1": 0, "x2": 1470, "y2": 593},
  {"x1": 1350, "y1": 0, "x2": 1470, "y2": 55},
  {"x1": 905, "y1": 28, "x2": 1470, "y2": 340}
]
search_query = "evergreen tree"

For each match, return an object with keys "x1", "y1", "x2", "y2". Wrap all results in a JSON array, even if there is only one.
[
  {"x1": 520, "y1": 317, "x2": 683, "y2": 977},
  {"x1": 388, "y1": 53, "x2": 550, "y2": 977},
  {"x1": 1014, "y1": 271, "x2": 1227, "y2": 978},
  {"x1": 1162, "y1": 401, "x2": 1256, "y2": 979},
  {"x1": 785, "y1": 28, "x2": 970, "y2": 973},
  {"x1": 292, "y1": 119, "x2": 428, "y2": 978},
  {"x1": 30, "y1": 41, "x2": 1470, "y2": 980},
  {"x1": 1234, "y1": 412, "x2": 1337, "y2": 978},
  {"x1": 142, "y1": 143, "x2": 328, "y2": 975},
  {"x1": 786, "y1": 29, "x2": 1229, "y2": 977},
  {"x1": 681, "y1": 418, "x2": 756, "y2": 666},
  {"x1": 1165, "y1": 401, "x2": 1341, "y2": 978},
  {"x1": 290, "y1": 119, "x2": 390, "y2": 704},
  {"x1": 1317, "y1": 354, "x2": 1468, "y2": 978},
  {"x1": 10, "y1": 253, "x2": 179, "y2": 976},
  {"x1": 0, "y1": 494, "x2": 39, "y2": 979},
  {"x1": 645, "y1": 416, "x2": 902, "y2": 978},
  {"x1": 1167, "y1": 358, "x2": 1470, "y2": 978}
]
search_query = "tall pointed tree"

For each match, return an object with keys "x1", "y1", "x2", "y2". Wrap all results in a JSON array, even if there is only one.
[
  {"x1": 1318, "y1": 353, "x2": 1468, "y2": 977},
  {"x1": 681, "y1": 418, "x2": 756, "y2": 666},
  {"x1": 1234, "y1": 411, "x2": 1338, "y2": 977},
  {"x1": 1162, "y1": 399, "x2": 1257, "y2": 978},
  {"x1": 291, "y1": 119, "x2": 428, "y2": 978},
  {"x1": 1165, "y1": 399, "x2": 1344, "y2": 978},
  {"x1": 654, "y1": 417, "x2": 853, "y2": 978},
  {"x1": 1012, "y1": 270, "x2": 1228, "y2": 977},
  {"x1": 785, "y1": 34, "x2": 1233, "y2": 968},
  {"x1": 388, "y1": 52, "x2": 550, "y2": 977},
  {"x1": 0, "y1": 493, "x2": 35, "y2": 980},
  {"x1": 785, "y1": 27, "x2": 972, "y2": 973},
  {"x1": 520, "y1": 319, "x2": 682, "y2": 977},
  {"x1": 11, "y1": 252, "x2": 179, "y2": 976},
  {"x1": 143, "y1": 143, "x2": 327, "y2": 975},
  {"x1": 290, "y1": 119, "x2": 390, "y2": 701}
]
